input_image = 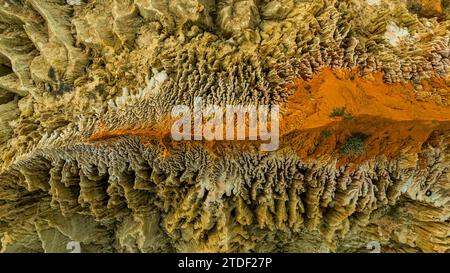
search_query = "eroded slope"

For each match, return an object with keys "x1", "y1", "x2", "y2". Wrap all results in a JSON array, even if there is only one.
[{"x1": 0, "y1": 0, "x2": 449, "y2": 252}]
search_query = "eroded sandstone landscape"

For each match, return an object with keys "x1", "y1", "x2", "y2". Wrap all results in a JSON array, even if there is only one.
[{"x1": 0, "y1": 0, "x2": 449, "y2": 253}]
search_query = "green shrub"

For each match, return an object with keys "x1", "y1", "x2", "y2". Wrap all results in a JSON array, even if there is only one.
[
  {"x1": 330, "y1": 107, "x2": 346, "y2": 118},
  {"x1": 340, "y1": 133, "x2": 369, "y2": 156},
  {"x1": 320, "y1": 130, "x2": 331, "y2": 139},
  {"x1": 330, "y1": 107, "x2": 353, "y2": 121}
]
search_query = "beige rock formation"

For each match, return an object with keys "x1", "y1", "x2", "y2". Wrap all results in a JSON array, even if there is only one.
[{"x1": 0, "y1": 0, "x2": 448, "y2": 253}]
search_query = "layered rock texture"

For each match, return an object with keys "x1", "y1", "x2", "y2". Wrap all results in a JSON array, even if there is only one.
[{"x1": 0, "y1": 0, "x2": 449, "y2": 253}]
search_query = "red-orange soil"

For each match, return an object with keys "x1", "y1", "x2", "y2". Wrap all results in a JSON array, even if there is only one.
[{"x1": 89, "y1": 68, "x2": 450, "y2": 164}]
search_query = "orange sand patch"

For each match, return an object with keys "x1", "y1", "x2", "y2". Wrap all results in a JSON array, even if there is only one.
[
  {"x1": 282, "y1": 68, "x2": 450, "y2": 134},
  {"x1": 89, "y1": 117, "x2": 174, "y2": 142},
  {"x1": 282, "y1": 117, "x2": 449, "y2": 166},
  {"x1": 280, "y1": 68, "x2": 449, "y2": 164},
  {"x1": 90, "y1": 68, "x2": 449, "y2": 142},
  {"x1": 419, "y1": 0, "x2": 443, "y2": 15},
  {"x1": 88, "y1": 68, "x2": 449, "y2": 163}
]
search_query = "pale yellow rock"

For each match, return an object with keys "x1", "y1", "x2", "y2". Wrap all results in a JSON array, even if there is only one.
[{"x1": 0, "y1": 0, "x2": 448, "y2": 253}]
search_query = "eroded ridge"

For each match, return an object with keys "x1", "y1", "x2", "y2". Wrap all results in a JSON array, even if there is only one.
[
  {"x1": 1, "y1": 117, "x2": 449, "y2": 252},
  {"x1": 0, "y1": 0, "x2": 449, "y2": 252}
]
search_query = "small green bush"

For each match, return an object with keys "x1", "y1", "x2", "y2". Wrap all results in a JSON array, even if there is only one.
[
  {"x1": 330, "y1": 107, "x2": 353, "y2": 121},
  {"x1": 48, "y1": 66, "x2": 56, "y2": 81},
  {"x1": 340, "y1": 132, "x2": 369, "y2": 156},
  {"x1": 320, "y1": 130, "x2": 331, "y2": 139},
  {"x1": 330, "y1": 107, "x2": 346, "y2": 118}
]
